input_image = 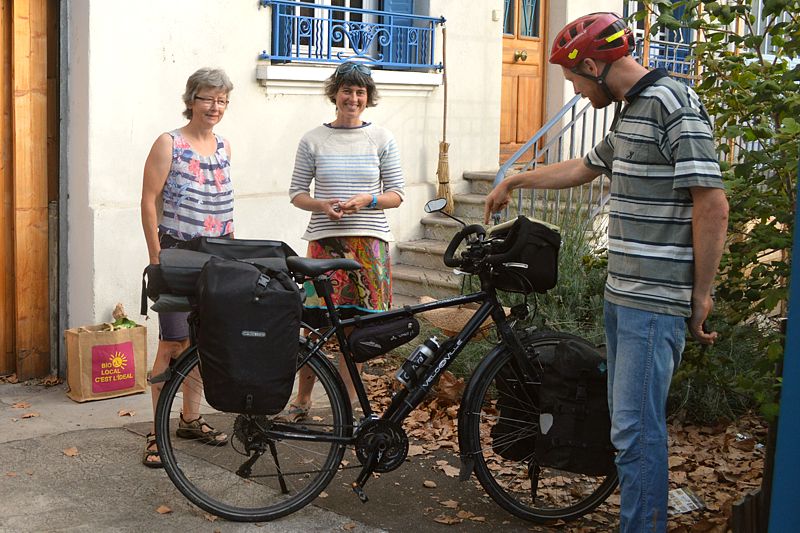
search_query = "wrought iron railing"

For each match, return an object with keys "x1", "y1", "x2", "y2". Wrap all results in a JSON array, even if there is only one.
[
  {"x1": 493, "y1": 95, "x2": 615, "y2": 232},
  {"x1": 259, "y1": 0, "x2": 444, "y2": 70}
]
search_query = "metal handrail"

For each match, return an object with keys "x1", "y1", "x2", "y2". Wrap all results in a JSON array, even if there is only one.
[
  {"x1": 494, "y1": 96, "x2": 614, "y2": 230},
  {"x1": 260, "y1": 0, "x2": 444, "y2": 70}
]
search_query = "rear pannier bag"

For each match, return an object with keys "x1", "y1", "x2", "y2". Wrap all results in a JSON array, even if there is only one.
[
  {"x1": 535, "y1": 340, "x2": 615, "y2": 475},
  {"x1": 488, "y1": 216, "x2": 561, "y2": 294},
  {"x1": 194, "y1": 257, "x2": 302, "y2": 415},
  {"x1": 141, "y1": 237, "x2": 297, "y2": 314},
  {"x1": 348, "y1": 316, "x2": 420, "y2": 363}
]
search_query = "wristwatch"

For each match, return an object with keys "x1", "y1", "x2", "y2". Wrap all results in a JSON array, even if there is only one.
[{"x1": 368, "y1": 194, "x2": 378, "y2": 209}]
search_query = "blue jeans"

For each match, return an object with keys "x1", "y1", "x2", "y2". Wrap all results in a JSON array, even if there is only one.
[{"x1": 604, "y1": 301, "x2": 685, "y2": 533}]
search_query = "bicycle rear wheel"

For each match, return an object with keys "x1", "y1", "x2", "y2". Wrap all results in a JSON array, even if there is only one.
[
  {"x1": 155, "y1": 344, "x2": 350, "y2": 522},
  {"x1": 462, "y1": 331, "x2": 618, "y2": 522}
]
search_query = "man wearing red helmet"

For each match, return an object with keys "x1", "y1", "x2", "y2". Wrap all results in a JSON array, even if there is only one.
[{"x1": 485, "y1": 12, "x2": 728, "y2": 533}]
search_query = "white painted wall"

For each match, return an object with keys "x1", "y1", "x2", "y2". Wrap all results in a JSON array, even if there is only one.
[{"x1": 64, "y1": 0, "x2": 503, "y2": 358}]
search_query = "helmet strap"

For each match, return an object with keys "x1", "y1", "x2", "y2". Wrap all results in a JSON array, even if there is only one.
[{"x1": 572, "y1": 61, "x2": 618, "y2": 102}]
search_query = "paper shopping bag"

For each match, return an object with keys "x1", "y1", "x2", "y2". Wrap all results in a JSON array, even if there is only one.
[{"x1": 64, "y1": 323, "x2": 148, "y2": 402}]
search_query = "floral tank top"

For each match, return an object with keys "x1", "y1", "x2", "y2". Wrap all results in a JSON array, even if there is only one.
[{"x1": 158, "y1": 129, "x2": 234, "y2": 241}]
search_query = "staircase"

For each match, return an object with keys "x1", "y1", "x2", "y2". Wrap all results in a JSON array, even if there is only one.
[{"x1": 392, "y1": 170, "x2": 496, "y2": 302}]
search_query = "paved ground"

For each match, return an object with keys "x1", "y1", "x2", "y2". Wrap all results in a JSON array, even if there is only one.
[{"x1": 0, "y1": 380, "x2": 608, "y2": 532}]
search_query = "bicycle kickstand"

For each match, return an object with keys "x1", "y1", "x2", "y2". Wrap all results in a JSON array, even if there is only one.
[{"x1": 351, "y1": 441, "x2": 386, "y2": 503}]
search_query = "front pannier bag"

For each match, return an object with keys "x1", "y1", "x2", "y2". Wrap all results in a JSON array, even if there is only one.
[
  {"x1": 535, "y1": 340, "x2": 615, "y2": 475},
  {"x1": 194, "y1": 257, "x2": 302, "y2": 415},
  {"x1": 488, "y1": 216, "x2": 561, "y2": 294}
]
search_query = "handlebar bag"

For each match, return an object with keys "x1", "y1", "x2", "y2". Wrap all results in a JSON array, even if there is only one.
[
  {"x1": 347, "y1": 316, "x2": 420, "y2": 363},
  {"x1": 193, "y1": 256, "x2": 302, "y2": 415},
  {"x1": 488, "y1": 216, "x2": 561, "y2": 294},
  {"x1": 535, "y1": 340, "x2": 615, "y2": 475}
]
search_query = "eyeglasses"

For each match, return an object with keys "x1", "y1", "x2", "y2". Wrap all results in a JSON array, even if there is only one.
[
  {"x1": 335, "y1": 62, "x2": 372, "y2": 77},
  {"x1": 194, "y1": 95, "x2": 229, "y2": 107}
]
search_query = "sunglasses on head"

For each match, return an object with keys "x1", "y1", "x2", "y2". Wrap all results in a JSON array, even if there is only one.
[{"x1": 335, "y1": 62, "x2": 372, "y2": 77}]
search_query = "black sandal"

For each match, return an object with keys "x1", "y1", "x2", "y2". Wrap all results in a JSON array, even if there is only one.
[{"x1": 142, "y1": 433, "x2": 163, "y2": 468}]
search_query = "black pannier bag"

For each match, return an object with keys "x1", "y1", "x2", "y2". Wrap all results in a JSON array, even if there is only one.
[
  {"x1": 193, "y1": 256, "x2": 302, "y2": 415},
  {"x1": 487, "y1": 216, "x2": 561, "y2": 294},
  {"x1": 347, "y1": 316, "x2": 420, "y2": 363},
  {"x1": 490, "y1": 364, "x2": 539, "y2": 461},
  {"x1": 141, "y1": 237, "x2": 297, "y2": 314},
  {"x1": 535, "y1": 340, "x2": 615, "y2": 475}
]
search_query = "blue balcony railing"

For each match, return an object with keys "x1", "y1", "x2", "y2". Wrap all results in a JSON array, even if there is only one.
[{"x1": 259, "y1": 0, "x2": 444, "y2": 70}]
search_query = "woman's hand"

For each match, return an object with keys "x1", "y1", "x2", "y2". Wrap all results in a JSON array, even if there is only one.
[
  {"x1": 339, "y1": 193, "x2": 373, "y2": 214},
  {"x1": 321, "y1": 198, "x2": 345, "y2": 221}
]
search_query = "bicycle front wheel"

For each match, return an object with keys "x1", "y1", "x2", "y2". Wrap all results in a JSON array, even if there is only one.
[
  {"x1": 155, "y1": 344, "x2": 350, "y2": 522},
  {"x1": 462, "y1": 331, "x2": 618, "y2": 522}
]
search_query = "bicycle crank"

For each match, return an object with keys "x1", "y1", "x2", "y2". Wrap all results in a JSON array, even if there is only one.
[{"x1": 354, "y1": 419, "x2": 409, "y2": 473}]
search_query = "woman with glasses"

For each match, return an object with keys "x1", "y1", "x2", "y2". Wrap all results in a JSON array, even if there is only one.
[
  {"x1": 139, "y1": 67, "x2": 234, "y2": 467},
  {"x1": 284, "y1": 61, "x2": 405, "y2": 421}
]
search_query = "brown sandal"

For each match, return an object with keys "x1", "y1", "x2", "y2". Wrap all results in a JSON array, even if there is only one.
[
  {"x1": 274, "y1": 402, "x2": 311, "y2": 423},
  {"x1": 175, "y1": 415, "x2": 229, "y2": 446},
  {"x1": 142, "y1": 433, "x2": 163, "y2": 468}
]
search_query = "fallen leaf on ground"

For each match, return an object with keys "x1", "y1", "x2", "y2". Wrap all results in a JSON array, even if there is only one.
[
  {"x1": 433, "y1": 514, "x2": 462, "y2": 525},
  {"x1": 5, "y1": 472, "x2": 17, "y2": 477},
  {"x1": 423, "y1": 480, "x2": 437, "y2": 488},
  {"x1": 21, "y1": 412, "x2": 40, "y2": 419},
  {"x1": 319, "y1": 491, "x2": 328, "y2": 498},
  {"x1": 11, "y1": 402, "x2": 31, "y2": 409},
  {"x1": 63, "y1": 447, "x2": 79, "y2": 457},
  {"x1": 203, "y1": 513, "x2": 218, "y2": 522},
  {"x1": 440, "y1": 499, "x2": 459, "y2": 509},
  {"x1": 156, "y1": 505, "x2": 172, "y2": 514},
  {"x1": 342, "y1": 523, "x2": 357, "y2": 531},
  {"x1": 117, "y1": 409, "x2": 135, "y2": 417}
]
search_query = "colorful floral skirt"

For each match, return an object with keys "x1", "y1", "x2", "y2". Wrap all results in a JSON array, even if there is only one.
[{"x1": 302, "y1": 237, "x2": 392, "y2": 329}]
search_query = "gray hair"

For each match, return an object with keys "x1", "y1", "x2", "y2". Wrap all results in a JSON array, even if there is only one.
[{"x1": 182, "y1": 68, "x2": 234, "y2": 119}]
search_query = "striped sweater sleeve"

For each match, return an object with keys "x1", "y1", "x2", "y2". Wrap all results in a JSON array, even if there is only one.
[
  {"x1": 379, "y1": 135, "x2": 404, "y2": 197},
  {"x1": 289, "y1": 136, "x2": 315, "y2": 200}
]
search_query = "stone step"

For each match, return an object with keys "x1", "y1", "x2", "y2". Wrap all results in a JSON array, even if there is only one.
[
  {"x1": 463, "y1": 170, "x2": 498, "y2": 195},
  {"x1": 420, "y1": 213, "x2": 464, "y2": 242},
  {"x1": 395, "y1": 239, "x2": 450, "y2": 271},
  {"x1": 391, "y1": 263, "x2": 462, "y2": 300}
]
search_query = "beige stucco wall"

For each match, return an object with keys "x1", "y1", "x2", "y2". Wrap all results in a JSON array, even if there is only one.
[{"x1": 64, "y1": 0, "x2": 503, "y2": 350}]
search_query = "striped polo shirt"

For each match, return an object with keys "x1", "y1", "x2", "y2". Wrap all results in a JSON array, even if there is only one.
[
  {"x1": 585, "y1": 69, "x2": 724, "y2": 317},
  {"x1": 289, "y1": 123, "x2": 404, "y2": 242}
]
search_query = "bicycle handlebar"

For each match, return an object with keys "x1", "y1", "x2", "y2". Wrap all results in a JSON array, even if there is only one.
[
  {"x1": 442, "y1": 216, "x2": 531, "y2": 271},
  {"x1": 442, "y1": 224, "x2": 486, "y2": 267}
]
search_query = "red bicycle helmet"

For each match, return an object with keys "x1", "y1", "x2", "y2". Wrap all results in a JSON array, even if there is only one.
[{"x1": 549, "y1": 12, "x2": 634, "y2": 69}]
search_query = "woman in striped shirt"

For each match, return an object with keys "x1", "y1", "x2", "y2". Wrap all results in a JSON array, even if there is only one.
[{"x1": 284, "y1": 62, "x2": 405, "y2": 420}]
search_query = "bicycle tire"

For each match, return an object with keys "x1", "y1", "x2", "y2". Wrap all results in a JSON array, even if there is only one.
[
  {"x1": 461, "y1": 330, "x2": 618, "y2": 522},
  {"x1": 155, "y1": 343, "x2": 350, "y2": 522}
]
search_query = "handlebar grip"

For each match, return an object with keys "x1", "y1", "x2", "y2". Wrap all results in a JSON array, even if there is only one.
[
  {"x1": 484, "y1": 217, "x2": 529, "y2": 266},
  {"x1": 442, "y1": 224, "x2": 486, "y2": 268}
]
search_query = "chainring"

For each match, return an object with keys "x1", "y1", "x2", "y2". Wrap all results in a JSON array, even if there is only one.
[{"x1": 354, "y1": 419, "x2": 409, "y2": 473}]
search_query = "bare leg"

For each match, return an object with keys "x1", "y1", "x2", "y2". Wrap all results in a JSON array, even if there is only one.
[{"x1": 149, "y1": 338, "x2": 189, "y2": 433}]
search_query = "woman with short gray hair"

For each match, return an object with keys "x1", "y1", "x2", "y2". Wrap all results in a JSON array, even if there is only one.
[{"x1": 140, "y1": 67, "x2": 234, "y2": 467}]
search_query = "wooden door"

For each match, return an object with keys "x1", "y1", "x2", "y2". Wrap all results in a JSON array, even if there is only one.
[
  {"x1": 0, "y1": 0, "x2": 58, "y2": 380},
  {"x1": 500, "y1": 0, "x2": 547, "y2": 163}
]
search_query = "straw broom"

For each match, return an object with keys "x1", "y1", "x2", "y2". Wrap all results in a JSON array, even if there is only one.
[{"x1": 436, "y1": 25, "x2": 454, "y2": 214}]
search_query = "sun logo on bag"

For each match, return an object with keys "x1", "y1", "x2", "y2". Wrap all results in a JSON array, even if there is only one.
[{"x1": 109, "y1": 352, "x2": 128, "y2": 369}]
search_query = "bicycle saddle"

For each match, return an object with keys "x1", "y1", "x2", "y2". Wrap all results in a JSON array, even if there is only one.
[{"x1": 286, "y1": 256, "x2": 362, "y2": 277}]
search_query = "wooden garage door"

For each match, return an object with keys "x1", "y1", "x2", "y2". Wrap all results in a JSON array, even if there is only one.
[{"x1": 1, "y1": 0, "x2": 58, "y2": 380}]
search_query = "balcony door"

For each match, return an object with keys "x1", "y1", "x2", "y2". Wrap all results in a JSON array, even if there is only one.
[{"x1": 500, "y1": 0, "x2": 547, "y2": 163}]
